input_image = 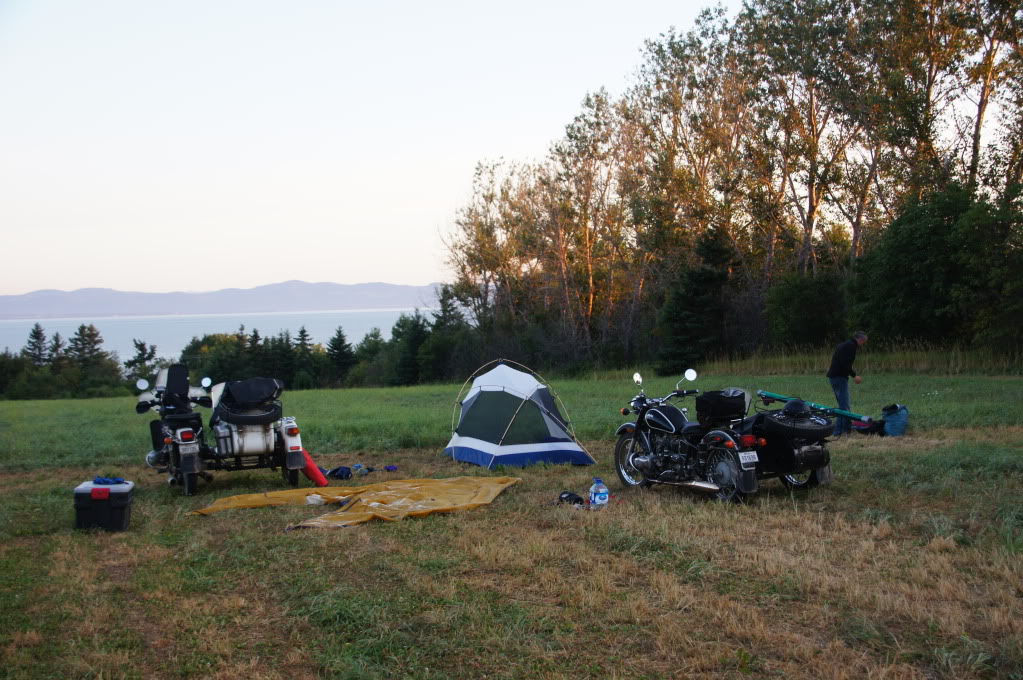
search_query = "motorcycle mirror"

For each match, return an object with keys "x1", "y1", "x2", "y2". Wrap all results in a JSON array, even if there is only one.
[
  {"x1": 201, "y1": 377, "x2": 212, "y2": 388},
  {"x1": 684, "y1": 368, "x2": 697, "y2": 381},
  {"x1": 136, "y1": 379, "x2": 149, "y2": 391},
  {"x1": 633, "y1": 372, "x2": 643, "y2": 386}
]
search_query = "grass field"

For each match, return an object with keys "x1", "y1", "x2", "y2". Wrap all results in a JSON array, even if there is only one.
[{"x1": 2, "y1": 372, "x2": 1022, "y2": 679}]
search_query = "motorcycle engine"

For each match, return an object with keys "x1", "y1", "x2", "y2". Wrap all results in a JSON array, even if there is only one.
[{"x1": 640, "y1": 433, "x2": 692, "y2": 480}]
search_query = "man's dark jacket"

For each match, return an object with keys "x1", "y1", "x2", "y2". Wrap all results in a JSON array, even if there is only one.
[{"x1": 827, "y1": 339, "x2": 859, "y2": 378}]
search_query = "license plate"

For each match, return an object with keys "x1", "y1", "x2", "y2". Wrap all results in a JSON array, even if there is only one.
[
  {"x1": 179, "y1": 443, "x2": 200, "y2": 454},
  {"x1": 739, "y1": 451, "x2": 759, "y2": 464}
]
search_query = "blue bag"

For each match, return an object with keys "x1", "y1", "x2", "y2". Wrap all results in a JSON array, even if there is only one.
[{"x1": 881, "y1": 404, "x2": 909, "y2": 436}]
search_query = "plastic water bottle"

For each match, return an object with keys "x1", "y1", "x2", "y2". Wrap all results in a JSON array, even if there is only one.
[{"x1": 588, "y1": 478, "x2": 609, "y2": 510}]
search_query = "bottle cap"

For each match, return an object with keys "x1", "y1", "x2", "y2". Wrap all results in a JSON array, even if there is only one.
[{"x1": 593, "y1": 478, "x2": 602, "y2": 483}]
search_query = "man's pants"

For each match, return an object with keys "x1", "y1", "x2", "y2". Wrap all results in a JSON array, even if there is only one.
[{"x1": 829, "y1": 377, "x2": 851, "y2": 435}]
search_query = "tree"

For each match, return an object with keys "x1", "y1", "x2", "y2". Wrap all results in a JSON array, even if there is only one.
[
  {"x1": 48, "y1": 332, "x2": 66, "y2": 364},
  {"x1": 67, "y1": 324, "x2": 107, "y2": 366},
  {"x1": 355, "y1": 328, "x2": 386, "y2": 363},
  {"x1": 655, "y1": 227, "x2": 735, "y2": 374},
  {"x1": 21, "y1": 323, "x2": 48, "y2": 366},
  {"x1": 419, "y1": 285, "x2": 473, "y2": 382},
  {"x1": 65, "y1": 324, "x2": 124, "y2": 396},
  {"x1": 325, "y1": 326, "x2": 357, "y2": 385},
  {"x1": 123, "y1": 339, "x2": 158, "y2": 382},
  {"x1": 853, "y1": 185, "x2": 980, "y2": 339},
  {"x1": 390, "y1": 312, "x2": 431, "y2": 386},
  {"x1": 766, "y1": 272, "x2": 849, "y2": 346}
]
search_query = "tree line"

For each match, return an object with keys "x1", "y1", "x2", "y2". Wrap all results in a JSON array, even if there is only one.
[
  {"x1": 445, "y1": 0, "x2": 1023, "y2": 373},
  {"x1": 0, "y1": 286, "x2": 484, "y2": 400}
]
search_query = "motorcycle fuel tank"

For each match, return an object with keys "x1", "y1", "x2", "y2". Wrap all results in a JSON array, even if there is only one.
[{"x1": 644, "y1": 404, "x2": 689, "y2": 434}]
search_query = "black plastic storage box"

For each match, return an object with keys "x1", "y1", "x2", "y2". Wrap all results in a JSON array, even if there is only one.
[{"x1": 74, "y1": 480, "x2": 135, "y2": 531}]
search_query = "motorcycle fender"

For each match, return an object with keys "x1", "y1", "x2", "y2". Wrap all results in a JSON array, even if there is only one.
[
  {"x1": 815, "y1": 464, "x2": 834, "y2": 485},
  {"x1": 615, "y1": 422, "x2": 636, "y2": 436},
  {"x1": 737, "y1": 468, "x2": 758, "y2": 494},
  {"x1": 285, "y1": 448, "x2": 305, "y2": 470},
  {"x1": 279, "y1": 417, "x2": 304, "y2": 469},
  {"x1": 179, "y1": 451, "x2": 201, "y2": 474}
]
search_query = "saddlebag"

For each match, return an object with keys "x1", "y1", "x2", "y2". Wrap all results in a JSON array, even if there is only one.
[{"x1": 696, "y1": 390, "x2": 747, "y2": 426}]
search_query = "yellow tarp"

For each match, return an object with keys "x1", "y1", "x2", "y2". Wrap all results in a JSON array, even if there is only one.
[{"x1": 190, "y1": 476, "x2": 521, "y2": 529}]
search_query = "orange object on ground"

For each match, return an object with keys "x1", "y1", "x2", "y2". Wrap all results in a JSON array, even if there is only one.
[
  {"x1": 301, "y1": 449, "x2": 329, "y2": 487},
  {"x1": 190, "y1": 476, "x2": 521, "y2": 529}
]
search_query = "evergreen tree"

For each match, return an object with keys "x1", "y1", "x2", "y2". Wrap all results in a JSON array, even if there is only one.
[
  {"x1": 655, "y1": 227, "x2": 734, "y2": 374},
  {"x1": 418, "y1": 285, "x2": 472, "y2": 382},
  {"x1": 390, "y1": 312, "x2": 431, "y2": 386},
  {"x1": 47, "y1": 332, "x2": 65, "y2": 364},
  {"x1": 68, "y1": 324, "x2": 106, "y2": 366},
  {"x1": 21, "y1": 323, "x2": 48, "y2": 366},
  {"x1": 326, "y1": 326, "x2": 357, "y2": 385}
]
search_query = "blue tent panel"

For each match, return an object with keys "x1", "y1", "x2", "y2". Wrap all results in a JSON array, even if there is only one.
[{"x1": 444, "y1": 435, "x2": 594, "y2": 469}]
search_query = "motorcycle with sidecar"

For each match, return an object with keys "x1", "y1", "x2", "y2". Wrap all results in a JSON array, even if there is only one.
[
  {"x1": 614, "y1": 370, "x2": 836, "y2": 501},
  {"x1": 135, "y1": 364, "x2": 306, "y2": 495}
]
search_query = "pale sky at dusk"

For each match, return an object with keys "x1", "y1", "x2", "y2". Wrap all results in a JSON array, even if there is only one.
[{"x1": 0, "y1": 0, "x2": 735, "y2": 295}]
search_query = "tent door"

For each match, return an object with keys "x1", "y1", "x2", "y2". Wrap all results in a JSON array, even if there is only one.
[{"x1": 497, "y1": 394, "x2": 531, "y2": 445}]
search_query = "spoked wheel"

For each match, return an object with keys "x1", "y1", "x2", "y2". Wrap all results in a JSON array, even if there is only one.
[
  {"x1": 614, "y1": 433, "x2": 653, "y2": 489},
  {"x1": 704, "y1": 449, "x2": 744, "y2": 503},
  {"x1": 283, "y1": 467, "x2": 299, "y2": 486},
  {"x1": 780, "y1": 469, "x2": 820, "y2": 490}
]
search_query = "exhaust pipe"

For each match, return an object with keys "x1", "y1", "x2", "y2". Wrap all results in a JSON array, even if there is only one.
[{"x1": 679, "y1": 480, "x2": 720, "y2": 492}]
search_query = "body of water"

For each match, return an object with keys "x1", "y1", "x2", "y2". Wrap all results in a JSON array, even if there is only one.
[{"x1": 0, "y1": 309, "x2": 417, "y2": 361}]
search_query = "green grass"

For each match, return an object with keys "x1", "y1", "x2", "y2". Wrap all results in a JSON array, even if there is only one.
[
  {"x1": 1, "y1": 372, "x2": 1022, "y2": 678},
  {"x1": 2, "y1": 370, "x2": 1020, "y2": 471}
]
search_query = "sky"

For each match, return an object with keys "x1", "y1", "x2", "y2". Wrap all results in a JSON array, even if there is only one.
[{"x1": 0, "y1": 0, "x2": 737, "y2": 295}]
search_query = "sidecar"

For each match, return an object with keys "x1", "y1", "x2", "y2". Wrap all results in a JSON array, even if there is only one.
[
  {"x1": 207, "y1": 377, "x2": 306, "y2": 485},
  {"x1": 736, "y1": 408, "x2": 834, "y2": 489}
]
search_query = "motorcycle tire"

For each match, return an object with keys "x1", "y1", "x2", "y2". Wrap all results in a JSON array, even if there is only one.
[
  {"x1": 704, "y1": 449, "x2": 744, "y2": 503},
  {"x1": 181, "y1": 472, "x2": 198, "y2": 496},
  {"x1": 614, "y1": 433, "x2": 653, "y2": 489},
  {"x1": 760, "y1": 412, "x2": 833, "y2": 442}
]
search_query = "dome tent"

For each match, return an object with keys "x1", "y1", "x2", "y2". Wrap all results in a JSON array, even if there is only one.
[{"x1": 444, "y1": 360, "x2": 594, "y2": 468}]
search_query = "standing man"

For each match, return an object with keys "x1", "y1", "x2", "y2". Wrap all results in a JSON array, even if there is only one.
[{"x1": 827, "y1": 331, "x2": 867, "y2": 436}]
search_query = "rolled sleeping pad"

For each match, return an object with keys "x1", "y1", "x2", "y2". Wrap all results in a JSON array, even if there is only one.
[
  {"x1": 301, "y1": 449, "x2": 329, "y2": 487},
  {"x1": 757, "y1": 390, "x2": 872, "y2": 423}
]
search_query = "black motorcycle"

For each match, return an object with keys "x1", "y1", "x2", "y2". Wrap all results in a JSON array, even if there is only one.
[
  {"x1": 135, "y1": 364, "x2": 306, "y2": 495},
  {"x1": 614, "y1": 371, "x2": 835, "y2": 501},
  {"x1": 614, "y1": 370, "x2": 761, "y2": 502}
]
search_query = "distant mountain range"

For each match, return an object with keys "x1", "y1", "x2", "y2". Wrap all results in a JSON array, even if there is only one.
[{"x1": 0, "y1": 281, "x2": 442, "y2": 320}]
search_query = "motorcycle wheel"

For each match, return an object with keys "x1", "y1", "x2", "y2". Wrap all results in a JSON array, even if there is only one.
[
  {"x1": 614, "y1": 433, "x2": 653, "y2": 489},
  {"x1": 780, "y1": 469, "x2": 820, "y2": 490},
  {"x1": 181, "y1": 472, "x2": 198, "y2": 496},
  {"x1": 704, "y1": 449, "x2": 744, "y2": 503},
  {"x1": 283, "y1": 467, "x2": 299, "y2": 486}
]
